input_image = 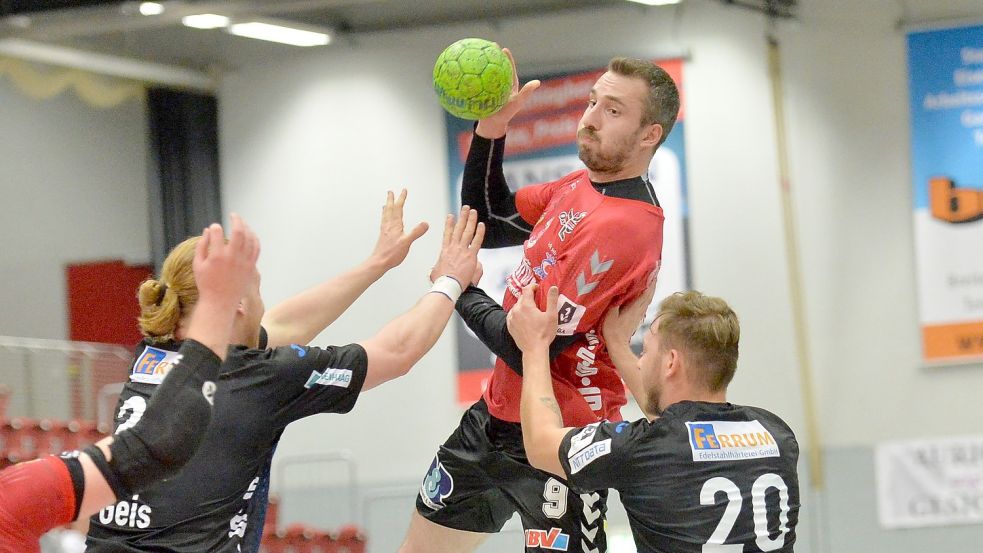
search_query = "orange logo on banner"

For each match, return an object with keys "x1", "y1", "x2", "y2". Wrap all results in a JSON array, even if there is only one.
[
  {"x1": 923, "y1": 321, "x2": 983, "y2": 360},
  {"x1": 929, "y1": 177, "x2": 983, "y2": 223}
]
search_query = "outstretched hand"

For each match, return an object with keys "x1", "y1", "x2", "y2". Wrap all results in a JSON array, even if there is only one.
[
  {"x1": 193, "y1": 213, "x2": 261, "y2": 309},
  {"x1": 475, "y1": 47, "x2": 541, "y2": 139},
  {"x1": 430, "y1": 205, "x2": 485, "y2": 287},
  {"x1": 602, "y1": 276, "x2": 658, "y2": 346},
  {"x1": 371, "y1": 189, "x2": 430, "y2": 271},
  {"x1": 507, "y1": 284, "x2": 559, "y2": 352}
]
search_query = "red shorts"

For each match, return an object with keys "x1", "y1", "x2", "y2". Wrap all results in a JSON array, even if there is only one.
[{"x1": 0, "y1": 456, "x2": 77, "y2": 553}]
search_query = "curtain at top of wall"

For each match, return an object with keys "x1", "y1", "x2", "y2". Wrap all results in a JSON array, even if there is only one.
[{"x1": 0, "y1": 55, "x2": 144, "y2": 108}]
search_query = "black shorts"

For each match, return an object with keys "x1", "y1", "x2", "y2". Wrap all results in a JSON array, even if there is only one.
[{"x1": 416, "y1": 398, "x2": 607, "y2": 553}]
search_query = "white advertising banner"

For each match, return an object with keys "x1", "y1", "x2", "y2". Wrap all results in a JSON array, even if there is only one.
[
  {"x1": 875, "y1": 435, "x2": 983, "y2": 528},
  {"x1": 906, "y1": 25, "x2": 983, "y2": 364}
]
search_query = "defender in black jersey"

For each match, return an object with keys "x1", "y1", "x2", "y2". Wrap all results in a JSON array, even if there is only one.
[
  {"x1": 2, "y1": 216, "x2": 258, "y2": 553},
  {"x1": 86, "y1": 194, "x2": 485, "y2": 552},
  {"x1": 510, "y1": 286, "x2": 800, "y2": 553}
]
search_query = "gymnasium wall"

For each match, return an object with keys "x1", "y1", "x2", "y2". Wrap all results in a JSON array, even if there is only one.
[{"x1": 0, "y1": 76, "x2": 150, "y2": 340}]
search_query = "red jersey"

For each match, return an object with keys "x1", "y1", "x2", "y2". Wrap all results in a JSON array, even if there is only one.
[{"x1": 482, "y1": 169, "x2": 664, "y2": 427}]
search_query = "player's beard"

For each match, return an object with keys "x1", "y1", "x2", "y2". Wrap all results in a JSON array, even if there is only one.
[
  {"x1": 577, "y1": 127, "x2": 642, "y2": 174},
  {"x1": 645, "y1": 379, "x2": 665, "y2": 417}
]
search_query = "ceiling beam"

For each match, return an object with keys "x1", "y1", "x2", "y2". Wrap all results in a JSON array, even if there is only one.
[{"x1": 0, "y1": 38, "x2": 214, "y2": 90}]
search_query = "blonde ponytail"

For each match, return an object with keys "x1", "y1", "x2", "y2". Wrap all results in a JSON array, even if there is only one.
[{"x1": 137, "y1": 237, "x2": 200, "y2": 343}]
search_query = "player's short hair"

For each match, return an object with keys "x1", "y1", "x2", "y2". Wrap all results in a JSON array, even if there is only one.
[
  {"x1": 137, "y1": 236, "x2": 200, "y2": 343},
  {"x1": 608, "y1": 57, "x2": 680, "y2": 148},
  {"x1": 656, "y1": 291, "x2": 739, "y2": 392}
]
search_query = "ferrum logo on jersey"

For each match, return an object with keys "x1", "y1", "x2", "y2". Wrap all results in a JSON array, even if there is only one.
[
  {"x1": 130, "y1": 346, "x2": 183, "y2": 385},
  {"x1": 686, "y1": 420, "x2": 780, "y2": 462}
]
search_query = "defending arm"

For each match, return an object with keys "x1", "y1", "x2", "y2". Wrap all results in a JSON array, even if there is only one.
[{"x1": 456, "y1": 285, "x2": 578, "y2": 374}]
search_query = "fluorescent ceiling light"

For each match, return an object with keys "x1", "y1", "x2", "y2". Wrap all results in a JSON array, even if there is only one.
[
  {"x1": 228, "y1": 21, "x2": 330, "y2": 47},
  {"x1": 139, "y1": 2, "x2": 164, "y2": 16},
  {"x1": 626, "y1": 0, "x2": 682, "y2": 5},
  {"x1": 182, "y1": 14, "x2": 230, "y2": 29}
]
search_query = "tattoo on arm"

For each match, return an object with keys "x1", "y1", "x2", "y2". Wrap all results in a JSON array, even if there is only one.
[{"x1": 539, "y1": 397, "x2": 562, "y2": 419}]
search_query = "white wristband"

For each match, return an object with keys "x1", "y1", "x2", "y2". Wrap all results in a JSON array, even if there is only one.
[{"x1": 429, "y1": 275, "x2": 463, "y2": 302}]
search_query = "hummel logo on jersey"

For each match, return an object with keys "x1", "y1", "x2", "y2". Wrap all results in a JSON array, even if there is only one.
[
  {"x1": 686, "y1": 420, "x2": 780, "y2": 462},
  {"x1": 575, "y1": 250, "x2": 613, "y2": 296},
  {"x1": 304, "y1": 368, "x2": 353, "y2": 389},
  {"x1": 201, "y1": 381, "x2": 217, "y2": 406}
]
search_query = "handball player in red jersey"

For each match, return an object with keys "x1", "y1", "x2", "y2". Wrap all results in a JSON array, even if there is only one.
[{"x1": 400, "y1": 52, "x2": 681, "y2": 553}]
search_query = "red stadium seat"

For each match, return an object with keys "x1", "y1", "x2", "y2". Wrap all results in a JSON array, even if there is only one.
[
  {"x1": 1, "y1": 417, "x2": 42, "y2": 461},
  {"x1": 255, "y1": 497, "x2": 365, "y2": 553},
  {"x1": 334, "y1": 525, "x2": 366, "y2": 553},
  {"x1": 264, "y1": 494, "x2": 281, "y2": 535}
]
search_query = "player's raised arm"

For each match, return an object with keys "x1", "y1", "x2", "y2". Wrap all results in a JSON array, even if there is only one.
[
  {"x1": 185, "y1": 215, "x2": 263, "y2": 357},
  {"x1": 262, "y1": 189, "x2": 429, "y2": 347},
  {"x1": 461, "y1": 47, "x2": 542, "y2": 248},
  {"x1": 357, "y1": 206, "x2": 484, "y2": 391},
  {"x1": 601, "y1": 277, "x2": 658, "y2": 412},
  {"x1": 509, "y1": 284, "x2": 568, "y2": 477}
]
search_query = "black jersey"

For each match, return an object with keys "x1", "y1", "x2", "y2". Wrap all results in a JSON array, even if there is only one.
[
  {"x1": 558, "y1": 401, "x2": 800, "y2": 553},
  {"x1": 86, "y1": 334, "x2": 368, "y2": 552}
]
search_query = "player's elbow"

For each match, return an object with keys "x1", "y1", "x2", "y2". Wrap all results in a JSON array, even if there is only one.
[
  {"x1": 362, "y1": 344, "x2": 418, "y2": 391},
  {"x1": 390, "y1": 342, "x2": 426, "y2": 378},
  {"x1": 522, "y1": 430, "x2": 552, "y2": 471},
  {"x1": 527, "y1": 443, "x2": 561, "y2": 476},
  {"x1": 527, "y1": 447, "x2": 551, "y2": 471}
]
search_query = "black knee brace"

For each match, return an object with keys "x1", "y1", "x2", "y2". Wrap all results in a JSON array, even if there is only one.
[{"x1": 93, "y1": 338, "x2": 222, "y2": 498}]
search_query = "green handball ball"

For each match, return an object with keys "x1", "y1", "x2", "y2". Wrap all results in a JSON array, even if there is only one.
[{"x1": 433, "y1": 38, "x2": 513, "y2": 120}]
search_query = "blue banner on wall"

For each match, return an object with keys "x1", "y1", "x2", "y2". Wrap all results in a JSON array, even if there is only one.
[{"x1": 907, "y1": 25, "x2": 983, "y2": 363}]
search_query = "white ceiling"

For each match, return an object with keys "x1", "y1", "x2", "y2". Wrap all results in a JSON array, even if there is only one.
[
  {"x1": 3, "y1": 0, "x2": 981, "y2": 91},
  {"x1": 0, "y1": 0, "x2": 623, "y2": 75}
]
